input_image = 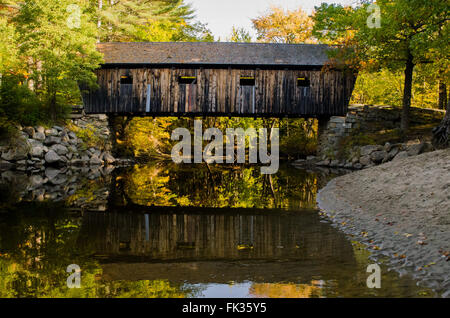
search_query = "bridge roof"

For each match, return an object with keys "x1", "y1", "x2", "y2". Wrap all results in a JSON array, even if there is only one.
[{"x1": 97, "y1": 42, "x2": 332, "y2": 67}]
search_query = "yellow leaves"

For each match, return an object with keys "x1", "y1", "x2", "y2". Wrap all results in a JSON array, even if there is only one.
[
  {"x1": 361, "y1": 231, "x2": 368, "y2": 237},
  {"x1": 251, "y1": 5, "x2": 316, "y2": 44},
  {"x1": 404, "y1": 233, "x2": 413, "y2": 238}
]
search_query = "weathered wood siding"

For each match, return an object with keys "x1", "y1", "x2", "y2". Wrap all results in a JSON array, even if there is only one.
[{"x1": 81, "y1": 67, "x2": 356, "y2": 117}]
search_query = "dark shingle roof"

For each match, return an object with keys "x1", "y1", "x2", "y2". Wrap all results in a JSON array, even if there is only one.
[{"x1": 97, "y1": 42, "x2": 332, "y2": 66}]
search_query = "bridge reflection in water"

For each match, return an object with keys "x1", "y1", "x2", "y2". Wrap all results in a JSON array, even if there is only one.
[{"x1": 79, "y1": 207, "x2": 357, "y2": 285}]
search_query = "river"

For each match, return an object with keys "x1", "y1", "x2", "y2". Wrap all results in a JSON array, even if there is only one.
[{"x1": 0, "y1": 163, "x2": 436, "y2": 297}]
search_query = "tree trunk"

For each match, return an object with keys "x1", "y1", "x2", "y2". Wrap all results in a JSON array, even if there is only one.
[
  {"x1": 433, "y1": 99, "x2": 450, "y2": 148},
  {"x1": 401, "y1": 51, "x2": 414, "y2": 132},
  {"x1": 438, "y1": 79, "x2": 447, "y2": 110}
]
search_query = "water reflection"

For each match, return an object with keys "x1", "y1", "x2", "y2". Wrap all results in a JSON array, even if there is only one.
[{"x1": 0, "y1": 164, "x2": 436, "y2": 297}]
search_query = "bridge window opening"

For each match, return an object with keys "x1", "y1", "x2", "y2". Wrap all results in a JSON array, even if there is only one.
[
  {"x1": 297, "y1": 77, "x2": 310, "y2": 87},
  {"x1": 179, "y1": 76, "x2": 197, "y2": 85},
  {"x1": 120, "y1": 75, "x2": 133, "y2": 85},
  {"x1": 240, "y1": 76, "x2": 255, "y2": 86}
]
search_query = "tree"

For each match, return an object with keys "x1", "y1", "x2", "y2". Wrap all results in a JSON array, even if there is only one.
[
  {"x1": 93, "y1": 0, "x2": 207, "y2": 42},
  {"x1": 228, "y1": 26, "x2": 252, "y2": 43},
  {"x1": 433, "y1": 99, "x2": 450, "y2": 148},
  {"x1": 313, "y1": 0, "x2": 449, "y2": 131},
  {"x1": 14, "y1": 0, "x2": 103, "y2": 119},
  {"x1": 252, "y1": 6, "x2": 316, "y2": 44}
]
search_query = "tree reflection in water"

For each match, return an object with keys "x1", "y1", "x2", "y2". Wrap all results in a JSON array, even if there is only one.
[{"x1": 0, "y1": 164, "x2": 435, "y2": 297}]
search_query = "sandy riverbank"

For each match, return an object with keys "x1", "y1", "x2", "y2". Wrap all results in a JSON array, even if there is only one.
[{"x1": 317, "y1": 148, "x2": 450, "y2": 297}]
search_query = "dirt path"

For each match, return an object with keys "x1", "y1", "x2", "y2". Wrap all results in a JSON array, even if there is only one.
[{"x1": 317, "y1": 148, "x2": 450, "y2": 297}]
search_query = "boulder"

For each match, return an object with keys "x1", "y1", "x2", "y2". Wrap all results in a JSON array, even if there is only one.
[
  {"x1": 44, "y1": 136, "x2": 61, "y2": 146},
  {"x1": 45, "y1": 128, "x2": 59, "y2": 136},
  {"x1": 330, "y1": 160, "x2": 340, "y2": 167},
  {"x1": 30, "y1": 145, "x2": 44, "y2": 158},
  {"x1": 359, "y1": 155, "x2": 372, "y2": 166},
  {"x1": 50, "y1": 144, "x2": 69, "y2": 156},
  {"x1": 34, "y1": 131, "x2": 46, "y2": 141},
  {"x1": 90, "y1": 155, "x2": 103, "y2": 165},
  {"x1": 0, "y1": 160, "x2": 15, "y2": 170},
  {"x1": 44, "y1": 150, "x2": 62, "y2": 164},
  {"x1": 102, "y1": 153, "x2": 116, "y2": 164},
  {"x1": 35, "y1": 126, "x2": 45, "y2": 134},
  {"x1": 387, "y1": 147, "x2": 400, "y2": 160},
  {"x1": 370, "y1": 150, "x2": 388, "y2": 164},
  {"x1": 316, "y1": 159, "x2": 330, "y2": 166},
  {"x1": 360, "y1": 145, "x2": 380, "y2": 157},
  {"x1": 1, "y1": 144, "x2": 29, "y2": 161},
  {"x1": 407, "y1": 143, "x2": 425, "y2": 156},
  {"x1": 344, "y1": 162, "x2": 353, "y2": 169},
  {"x1": 23, "y1": 126, "x2": 35, "y2": 138},
  {"x1": 383, "y1": 142, "x2": 392, "y2": 152}
]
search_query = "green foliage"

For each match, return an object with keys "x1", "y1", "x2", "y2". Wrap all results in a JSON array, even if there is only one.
[
  {"x1": 228, "y1": 26, "x2": 252, "y2": 43},
  {"x1": 14, "y1": 0, "x2": 103, "y2": 120},
  {"x1": 313, "y1": 0, "x2": 449, "y2": 130},
  {"x1": 68, "y1": 123, "x2": 106, "y2": 150},
  {"x1": 0, "y1": 75, "x2": 46, "y2": 127}
]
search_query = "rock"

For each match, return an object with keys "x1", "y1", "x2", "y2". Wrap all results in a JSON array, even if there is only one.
[
  {"x1": 30, "y1": 144, "x2": 45, "y2": 158},
  {"x1": 23, "y1": 126, "x2": 35, "y2": 138},
  {"x1": 306, "y1": 156, "x2": 317, "y2": 161},
  {"x1": 44, "y1": 136, "x2": 61, "y2": 146},
  {"x1": 360, "y1": 145, "x2": 380, "y2": 157},
  {"x1": 316, "y1": 159, "x2": 331, "y2": 166},
  {"x1": 90, "y1": 155, "x2": 103, "y2": 165},
  {"x1": 393, "y1": 151, "x2": 409, "y2": 161},
  {"x1": 387, "y1": 147, "x2": 400, "y2": 160},
  {"x1": 70, "y1": 159, "x2": 86, "y2": 166},
  {"x1": 422, "y1": 142, "x2": 434, "y2": 153},
  {"x1": 1, "y1": 144, "x2": 29, "y2": 161},
  {"x1": 354, "y1": 163, "x2": 363, "y2": 169},
  {"x1": 344, "y1": 162, "x2": 353, "y2": 169},
  {"x1": 50, "y1": 144, "x2": 68, "y2": 156},
  {"x1": 102, "y1": 153, "x2": 115, "y2": 164},
  {"x1": 45, "y1": 128, "x2": 59, "y2": 136},
  {"x1": 370, "y1": 150, "x2": 388, "y2": 164},
  {"x1": 384, "y1": 142, "x2": 392, "y2": 152},
  {"x1": 44, "y1": 150, "x2": 62, "y2": 164},
  {"x1": 34, "y1": 131, "x2": 45, "y2": 141},
  {"x1": 30, "y1": 175, "x2": 45, "y2": 188},
  {"x1": 53, "y1": 126, "x2": 64, "y2": 131},
  {"x1": 0, "y1": 160, "x2": 15, "y2": 170},
  {"x1": 359, "y1": 155, "x2": 372, "y2": 166},
  {"x1": 351, "y1": 156, "x2": 360, "y2": 164},
  {"x1": 35, "y1": 126, "x2": 45, "y2": 134},
  {"x1": 68, "y1": 131, "x2": 77, "y2": 139},
  {"x1": 330, "y1": 160, "x2": 340, "y2": 167},
  {"x1": 407, "y1": 143, "x2": 425, "y2": 156}
]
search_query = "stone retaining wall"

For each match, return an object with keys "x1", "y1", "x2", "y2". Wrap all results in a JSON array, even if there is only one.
[
  {"x1": 305, "y1": 105, "x2": 444, "y2": 170},
  {"x1": 0, "y1": 114, "x2": 132, "y2": 172}
]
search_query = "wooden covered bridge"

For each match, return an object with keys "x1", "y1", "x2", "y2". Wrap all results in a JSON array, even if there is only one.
[{"x1": 81, "y1": 42, "x2": 356, "y2": 118}]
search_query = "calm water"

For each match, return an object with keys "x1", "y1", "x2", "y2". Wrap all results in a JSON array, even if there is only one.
[{"x1": 0, "y1": 163, "x2": 435, "y2": 298}]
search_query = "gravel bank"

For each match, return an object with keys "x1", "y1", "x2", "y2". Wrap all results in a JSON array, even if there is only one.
[{"x1": 317, "y1": 148, "x2": 450, "y2": 297}]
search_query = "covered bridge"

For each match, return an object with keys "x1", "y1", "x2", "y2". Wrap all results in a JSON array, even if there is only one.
[{"x1": 81, "y1": 42, "x2": 356, "y2": 117}]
